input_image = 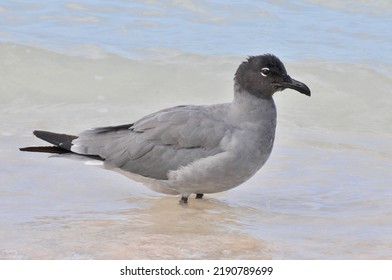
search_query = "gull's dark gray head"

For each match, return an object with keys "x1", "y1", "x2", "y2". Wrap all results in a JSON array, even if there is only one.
[{"x1": 235, "y1": 54, "x2": 311, "y2": 98}]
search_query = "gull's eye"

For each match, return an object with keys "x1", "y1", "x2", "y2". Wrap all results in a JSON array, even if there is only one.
[{"x1": 261, "y1": 67, "x2": 270, "y2": 77}]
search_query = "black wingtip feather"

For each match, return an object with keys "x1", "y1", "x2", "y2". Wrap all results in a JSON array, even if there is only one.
[
  {"x1": 19, "y1": 146, "x2": 71, "y2": 154},
  {"x1": 20, "y1": 130, "x2": 104, "y2": 161},
  {"x1": 32, "y1": 130, "x2": 78, "y2": 150}
]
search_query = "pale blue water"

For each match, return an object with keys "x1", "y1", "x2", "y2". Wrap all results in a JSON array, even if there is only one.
[
  {"x1": 0, "y1": 0, "x2": 392, "y2": 260},
  {"x1": 1, "y1": 0, "x2": 391, "y2": 62}
]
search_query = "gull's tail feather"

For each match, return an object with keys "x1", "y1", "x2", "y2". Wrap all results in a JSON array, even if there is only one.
[
  {"x1": 20, "y1": 130, "x2": 104, "y2": 160},
  {"x1": 19, "y1": 130, "x2": 78, "y2": 154}
]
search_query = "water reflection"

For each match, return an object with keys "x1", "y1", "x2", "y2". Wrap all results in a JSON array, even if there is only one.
[{"x1": 1, "y1": 196, "x2": 270, "y2": 259}]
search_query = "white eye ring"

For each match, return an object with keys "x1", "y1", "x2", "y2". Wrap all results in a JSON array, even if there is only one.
[{"x1": 261, "y1": 67, "x2": 270, "y2": 77}]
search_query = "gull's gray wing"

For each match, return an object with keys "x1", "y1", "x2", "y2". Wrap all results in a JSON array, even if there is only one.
[{"x1": 71, "y1": 105, "x2": 229, "y2": 180}]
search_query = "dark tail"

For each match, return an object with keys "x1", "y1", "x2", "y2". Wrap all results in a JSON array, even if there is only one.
[{"x1": 19, "y1": 130, "x2": 78, "y2": 154}]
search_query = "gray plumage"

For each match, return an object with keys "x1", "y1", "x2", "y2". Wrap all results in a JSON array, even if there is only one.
[{"x1": 20, "y1": 54, "x2": 311, "y2": 203}]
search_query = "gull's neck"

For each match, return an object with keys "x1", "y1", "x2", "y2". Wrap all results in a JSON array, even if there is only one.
[{"x1": 228, "y1": 81, "x2": 277, "y2": 127}]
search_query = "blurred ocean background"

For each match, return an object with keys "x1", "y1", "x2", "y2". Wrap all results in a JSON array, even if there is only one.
[{"x1": 0, "y1": 0, "x2": 391, "y2": 259}]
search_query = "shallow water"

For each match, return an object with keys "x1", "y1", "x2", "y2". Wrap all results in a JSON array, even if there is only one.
[{"x1": 1, "y1": 1, "x2": 392, "y2": 259}]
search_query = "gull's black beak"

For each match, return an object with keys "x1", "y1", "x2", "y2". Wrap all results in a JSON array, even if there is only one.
[{"x1": 281, "y1": 75, "x2": 311, "y2": 96}]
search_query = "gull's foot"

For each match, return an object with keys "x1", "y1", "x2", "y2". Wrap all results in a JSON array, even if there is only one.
[
  {"x1": 195, "y1": 193, "x2": 204, "y2": 199},
  {"x1": 180, "y1": 196, "x2": 189, "y2": 204}
]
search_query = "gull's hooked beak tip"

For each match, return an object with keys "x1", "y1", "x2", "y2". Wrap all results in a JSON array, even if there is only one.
[{"x1": 282, "y1": 75, "x2": 311, "y2": 96}]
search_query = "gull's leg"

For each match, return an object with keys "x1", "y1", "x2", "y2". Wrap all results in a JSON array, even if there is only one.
[{"x1": 195, "y1": 193, "x2": 204, "y2": 199}]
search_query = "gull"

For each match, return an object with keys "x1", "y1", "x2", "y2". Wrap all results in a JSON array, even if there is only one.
[{"x1": 20, "y1": 54, "x2": 311, "y2": 204}]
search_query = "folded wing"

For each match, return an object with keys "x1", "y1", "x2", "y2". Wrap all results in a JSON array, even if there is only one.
[{"x1": 71, "y1": 105, "x2": 229, "y2": 180}]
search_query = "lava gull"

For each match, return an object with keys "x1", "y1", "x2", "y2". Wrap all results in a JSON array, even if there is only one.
[{"x1": 20, "y1": 54, "x2": 311, "y2": 203}]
